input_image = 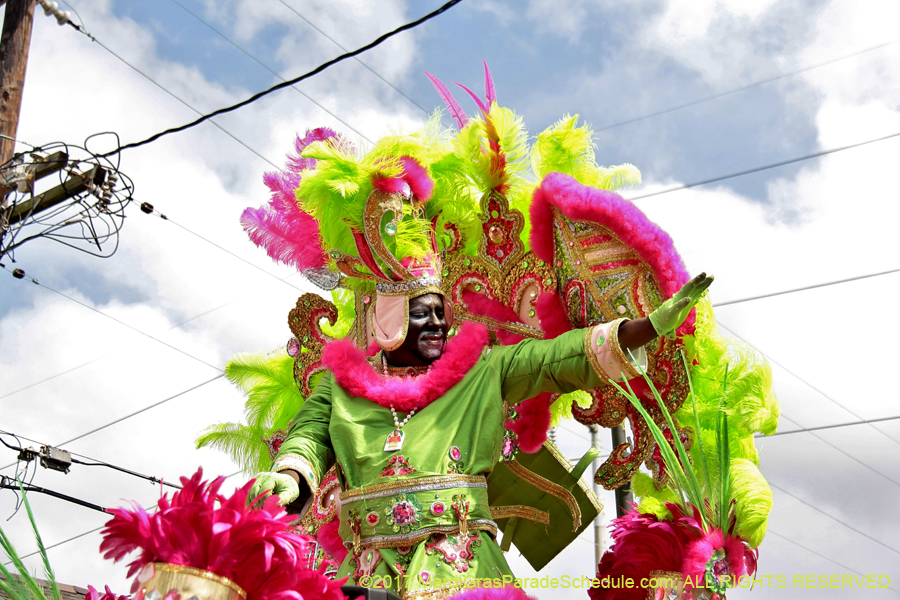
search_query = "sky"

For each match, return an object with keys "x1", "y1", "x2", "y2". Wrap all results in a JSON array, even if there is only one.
[{"x1": 1, "y1": 0, "x2": 899, "y2": 598}]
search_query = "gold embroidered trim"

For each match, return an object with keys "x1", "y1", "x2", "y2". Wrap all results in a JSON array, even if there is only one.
[
  {"x1": 272, "y1": 453, "x2": 319, "y2": 492},
  {"x1": 490, "y1": 504, "x2": 550, "y2": 525},
  {"x1": 607, "y1": 318, "x2": 642, "y2": 380},
  {"x1": 505, "y1": 460, "x2": 582, "y2": 531},
  {"x1": 349, "y1": 520, "x2": 499, "y2": 551},
  {"x1": 406, "y1": 580, "x2": 473, "y2": 600},
  {"x1": 583, "y1": 326, "x2": 607, "y2": 382},
  {"x1": 341, "y1": 474, "x2": 488, "y2": 503},
  {"x1": 542, "y1": 440, "x2": 603, "y2": 514}
]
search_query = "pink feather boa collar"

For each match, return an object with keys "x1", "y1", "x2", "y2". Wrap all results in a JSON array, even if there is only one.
[{"x1": 321, "y1": 321, "x2": 489, "y2": 412}]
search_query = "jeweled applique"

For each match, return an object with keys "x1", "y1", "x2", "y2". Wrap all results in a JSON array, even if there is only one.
[
  {"x1": 350, "y1": 547, "x2": 382, "y2": 583},
  {"x1": 380, "y1": 454, "x2": 418, "y2": 478},
  {"x1": 425, "y1": 532, "x2": 482, "y2": 573},
  {"x1": 383, "y1": 493, "x2": 423, "y2": 533}
]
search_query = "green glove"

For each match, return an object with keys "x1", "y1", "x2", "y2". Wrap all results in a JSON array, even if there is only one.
[
  {"x1": 249, "y1": 472, "x2": 299, "y2": 507},
  {"x1": 648, "y1": 272, "x2": 714, "y2": 339}
]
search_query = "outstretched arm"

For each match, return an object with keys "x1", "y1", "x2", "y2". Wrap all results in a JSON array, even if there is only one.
[{"x1": 619, "y1": 272, "x2": 714, "y2": 352}]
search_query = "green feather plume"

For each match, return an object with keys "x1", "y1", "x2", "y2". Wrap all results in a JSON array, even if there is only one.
[
  {"x1": 196, "y1": 349, "x2": 306, "y2": 475},
  {"x1": 0, "y1": 485, "x2": 62, "y2": 600},
  {"x1": 530, "y1": 115, "x2": 642, "y2": 191},
  {"x1": 627, "y1": 298, "x2": 778, "y2": 547}
]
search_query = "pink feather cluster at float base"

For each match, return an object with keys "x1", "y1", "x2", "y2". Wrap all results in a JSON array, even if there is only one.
[
  {"x1": 590, "y1": 504, "x2": 757, "y2": 600},
  {"x1": 99, "y1": 468, "x2": 346, "y2": 600}
]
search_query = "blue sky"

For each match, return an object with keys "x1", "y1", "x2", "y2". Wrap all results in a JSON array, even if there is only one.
[{"x1": 1, "y1": 0, "x2": 899, "y2": 597}]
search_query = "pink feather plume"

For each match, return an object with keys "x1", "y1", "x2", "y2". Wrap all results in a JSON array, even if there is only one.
[
  {"x1": 425, "y1": 71, "x2": 470, "y2": 129},
  {"x1": 372, "y1": 156, "x2": 435, "y2": 201},
  {"x1": 483, "y1": 58, "x2": 496, "y2": 106},
  {"x1": 245, "y1": 128, "x2": 353, "y2": 272}
]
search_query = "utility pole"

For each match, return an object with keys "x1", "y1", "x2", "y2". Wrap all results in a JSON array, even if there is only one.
[{"x1": 0, "y1": 0, "x2": 36, "y2": 165}]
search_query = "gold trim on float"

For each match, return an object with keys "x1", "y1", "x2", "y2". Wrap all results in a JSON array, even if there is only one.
[
  {"x1": 144, "y1": 563, "x2": 247, "y2": 600},
  {"x1": 504, "y1": 460, "x2": 582, "y2": 531},
  {"x1": 542, "y1": 440, "x2": 603, "y2": 514},
  {"x1": 490, "y1": 504, "x2": 550, "y2": 525}
]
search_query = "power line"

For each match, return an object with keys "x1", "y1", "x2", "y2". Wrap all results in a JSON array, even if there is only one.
[
  {"x1": 0, "y1": 429, "x2": 181, "y2": 489},
  {"x1": 0, "y1": 297, "x2": 239, "y2": 402},
  {"x1": 81, "y1": 35, "x2": 279, "y2": 169},
  {"x1": 0, "y1": 374, "x2": 224, "y2": 473},
  {"x1": 167, "y1": 0, "x2": 374, "y2": 144},
  {"x1": 3, "y1": 265, "x2": 223, "y2": 372},
  {"x1": 140, "y1": 205, "x2": 306, "y2": 292},
  {"x1": 275, "y1": 0, "x2": 438, "y2": 120},
  {"x1": 596, "y1": 37, "x2": 900, "y2": 133},
  {"x1": 100, "y1": 0, "x2": 463, "y2": 158},
  {"x1": 713, "y1": 268, "x2": 900, "y2": 307},
  {"x1": 0, "y1": 476, "x2": 107, "y2": 513},
  {"x1": 627, "y1": 129, "x2": 900, "y2": 201},
  {"x1": 717, "y1": 321, "x2": 900, "y2": 482},
  {"x1": 769, "y1": 482, "x2": 900, "y2": 555},
  {"x1": 6, "y1": 470, "x2": 243, "y2": 564},
  {"x1": 764, "y1": 414, "x2": 900, "y2": 437}
]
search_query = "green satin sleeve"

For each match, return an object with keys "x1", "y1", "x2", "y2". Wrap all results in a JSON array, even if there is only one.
[
  {"x1": 271, "y1": 371, "x2": 336, "y2": 491},
  {"x1": 486, "y1": 327, "x2": 606, "y2": 405}
]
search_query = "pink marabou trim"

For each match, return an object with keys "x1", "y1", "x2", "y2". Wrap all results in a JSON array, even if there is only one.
[
  {"x1": 530, "y1": 173, "x2": 694, "y2": 334},
  {"x1": 535, "y1": 291, "x2": 572, "y2": 340},
  {"x1": 316, "y1": 519, "x2": 347, "y2": 564},
  {"x1": 321, "y1": 321, "x2": 489, "y2": 412},
  {"x1": 461, "y1": 289, "x2": 524, "y2": 345},
  {"x1": 506, "y1": 393, "x2": 553, "y2": 453}
]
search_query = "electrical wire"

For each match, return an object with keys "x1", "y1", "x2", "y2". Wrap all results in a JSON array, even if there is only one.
[
  {"x1": 717, "y1": 321, "x2": 900, "y2": 486},
  {"x1": 713, "y1": 268, "x2": 900, "y2": 307},
  {"x1": 0, "y1": 375, "x2": 224, "y2": 474},
  {"x1": 596, "y1": 37, "x2": 900, "y2": 133},
  {"x1": 76, "y1": 34, "x2": 280, "y2": 169},
  {"x1": 167, "y1": 0, "x2": 375, "y2": 144},
  {"x1": 5, "y1": 470, "x2": 243, "y2": 564},
  {"x1": 275, "y1": 0, "x2": 438, "y2": 120},
  {"x1": 764, "y1": 414, "x2": 900, "y2": 437},
  {"x1": 768, "y1": 482, "x2": 900, "y2": 555},
  {"x1": 2, "y1": 264, "x2": 223, "y2": 372},
  {"x1": 98, "y1": 0, "x2": 463, "y2": 158},
  {"x1": 0, "y1": 429, "x2": 181, "y2": 490},
  {"x1": 626, "y1": 130, "x2": 900, "y2": 201},
  {"x1": 0, "y1": 476, "x2": 107, "y2": 514},
  {"x1": 141, "y1": 206, "x2": 305, "y2": 292}
]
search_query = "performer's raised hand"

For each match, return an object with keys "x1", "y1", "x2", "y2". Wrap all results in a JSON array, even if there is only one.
[
  {"x1": 649, "y1": 272, "x2": 714, "y2": 339},
  {"x1": 248, "y1": 471, "x2": 299, "y2": 507}
]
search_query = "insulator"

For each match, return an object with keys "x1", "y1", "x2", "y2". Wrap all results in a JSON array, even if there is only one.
[
  {"x1": 12, "y1": 268, "x2": 25, "y2": 279},
  {"x1": 140, "y1": 202, "x2": 154, "y2": 214}
]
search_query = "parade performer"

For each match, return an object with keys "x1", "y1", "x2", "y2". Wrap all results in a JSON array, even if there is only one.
[{"x1": 198, "y1": 63, "x2": 778, "y2": 600}]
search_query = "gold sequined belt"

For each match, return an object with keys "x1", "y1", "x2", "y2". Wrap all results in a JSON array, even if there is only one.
[{"x1": 339, "y1": 474, "x2": 497, "y2": 551}]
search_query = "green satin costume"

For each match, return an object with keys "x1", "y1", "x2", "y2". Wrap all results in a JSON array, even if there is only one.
[{"x1": 272, "y1": 327, "x2": 609, "y2": 599}]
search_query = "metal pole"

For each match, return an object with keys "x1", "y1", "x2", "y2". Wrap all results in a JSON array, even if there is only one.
[
  {"x1": 590, "y1": 424, "x2": 602, "y2": 566},
  {"x1": 610, "y1": 423, "x2": 634, "y2": 517}
]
